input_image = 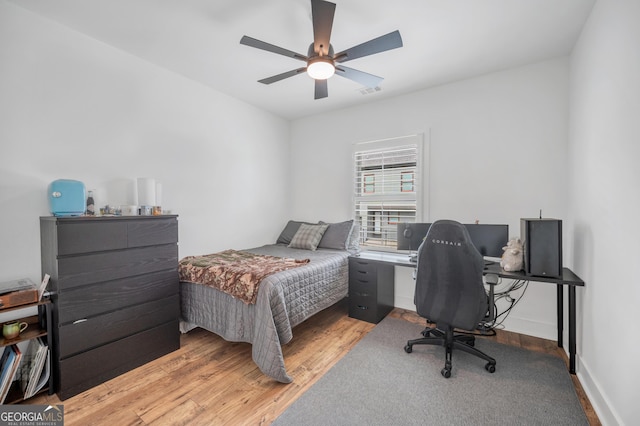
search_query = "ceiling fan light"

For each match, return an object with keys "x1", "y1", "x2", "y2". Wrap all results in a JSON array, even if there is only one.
[{"x1": 307, "y1": 57, "x2": 335, "y2": 80}]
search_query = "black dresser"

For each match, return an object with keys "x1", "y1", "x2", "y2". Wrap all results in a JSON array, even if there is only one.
[{"x1": 40, "y1": 215, "x2": 180, "y2": 400}]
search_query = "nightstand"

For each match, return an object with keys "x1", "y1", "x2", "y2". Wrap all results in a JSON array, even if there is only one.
[{"x1": 348, "y1": 256, "x2": 395, "y2": 323}]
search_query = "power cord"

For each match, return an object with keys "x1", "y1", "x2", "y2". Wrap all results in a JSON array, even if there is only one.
[
  {"x1": 477, "y1": 277, "x2": 530, "y2": 333},
  {"x1": 443, "y1": 277, "x2": 531, "y2": 337}
]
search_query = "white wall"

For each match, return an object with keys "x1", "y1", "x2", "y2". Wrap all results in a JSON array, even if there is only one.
[
  {"x1": 0, "y1": 1, "x2": 291, "y2": 286},
  {"x1": 291, "y1": 58, "x2": 570, "y2": 339},
  {"x1": 568, "y1": 1, "x2": 640, "y2": 424}
]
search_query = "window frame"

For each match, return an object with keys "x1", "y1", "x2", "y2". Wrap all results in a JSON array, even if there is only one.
[{"x1": 352, "y1": 133, "x2": 427, "y2": 252}]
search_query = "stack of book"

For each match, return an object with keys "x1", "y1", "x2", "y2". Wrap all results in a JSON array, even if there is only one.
[
  {"x1": 20, "y1": 338, "x2": 50, "y2": 399},
  {"x1": 0, "y1": 338, "x2": 50, "y2": 403},
  {"x1": 0, "y1": 345, "x2": 23, "y2": 403}
]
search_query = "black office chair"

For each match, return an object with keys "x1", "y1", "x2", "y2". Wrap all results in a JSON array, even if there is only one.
[{"x1": 404, "y1": 219, "x2": 496, "y2": 378}]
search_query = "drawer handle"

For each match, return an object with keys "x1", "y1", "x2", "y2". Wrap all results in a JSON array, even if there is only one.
[
  {"x1": 72, "y1": 318, "x2": 88, "y2": 325},
  {"x1": 358, "y1": 270, "x2": 368, "y2": 274},
  {"x1": 355, "y1": 292, "x2": 370, "y2": 297},
  {"x1": 357, "y1": 279, "x2": 368, "y2": 284},
  {"x1": 357, "y1": 305, "x2": 369, "y2": 310}
]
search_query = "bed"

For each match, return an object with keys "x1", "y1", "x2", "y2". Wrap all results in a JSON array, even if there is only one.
[{"x1": 179, "y1": 220, "x2": 358, "y2": 383}]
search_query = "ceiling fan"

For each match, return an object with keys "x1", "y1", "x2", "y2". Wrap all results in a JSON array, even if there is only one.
[{"x1": 240, "y1": 0, "x2": 403, "y2": 100}]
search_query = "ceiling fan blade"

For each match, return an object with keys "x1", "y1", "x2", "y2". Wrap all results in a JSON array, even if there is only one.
[
  {"x1": 334, "y1": 30, "x2": 403, "y2": 63},
  {"x1": 335, "y1": 66, "x2": 384, "y2": 88},
  {"x1": 311, "y1": 0, "x2": 336, "y2": 56},
  {"x1": 258, "y1": 68, "x2": 307, "y2": 85},
  {"x1": 315, "y1": 79, "x2": 328, "y2": 99},
  {"x1": 240, "y1": 35, "x2": 307, "y2": 61}
]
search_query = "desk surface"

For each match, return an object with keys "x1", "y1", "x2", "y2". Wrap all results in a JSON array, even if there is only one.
[
  {"x1": 352, "y1": 251, "x2": 585, "y2": 286},
  {"x1": 351, "y1": 251, "x2": 417, "y2": 267},
  {"x1": 483, "y1": 263, "x2": 585, "y2": 286}
]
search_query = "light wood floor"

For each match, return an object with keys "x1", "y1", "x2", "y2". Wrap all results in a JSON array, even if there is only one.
[{"x1": 27, "y1": 300, "x2": 600, "y2": 425}]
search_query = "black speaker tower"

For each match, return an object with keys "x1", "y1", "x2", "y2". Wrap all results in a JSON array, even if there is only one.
[{"x1": 520, "y1": 218, "x2": 563, "y2": 278}]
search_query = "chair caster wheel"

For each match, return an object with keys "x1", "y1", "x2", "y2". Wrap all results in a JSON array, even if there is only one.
[
  {"x1": 485, "y1": 363, "x2": 496, "y2": 373},
  {"x1": 404, "y1": 344, "x2": 412, "y2": 353},
  {"x1": 441, "y1": 368, "x2": 451, "y2": 378}
]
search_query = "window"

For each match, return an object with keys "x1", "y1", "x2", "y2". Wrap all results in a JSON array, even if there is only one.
[
  {"x1": 363, "y1": 174, "x2": 375, "y2": 193},
  {"x1": 401, "y1": 171, "x2": 414, "y2": 192},
  {"x1": 353, "y1": 134, "x2": 425, "y2": 250}
]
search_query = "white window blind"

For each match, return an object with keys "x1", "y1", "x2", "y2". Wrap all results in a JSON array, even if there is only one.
[{"x1": 353, "y1": 135, "x2": 423, "y2": 250}]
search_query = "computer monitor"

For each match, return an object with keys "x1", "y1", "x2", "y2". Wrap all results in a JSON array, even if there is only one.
[
  {"x1": 463, "y1": 224, "x2": 509, "y2": 258},
  {"x1": 396, "y1": 223, "x2": 432, "y2": 251},
  {"x1": 397, "y1": 222, "x2": 508, "y2": 258}
]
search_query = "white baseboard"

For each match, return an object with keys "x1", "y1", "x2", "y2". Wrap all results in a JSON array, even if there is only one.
[
  {"x1": 497, "y1": 316, "x2": 557, "y2": 341},
  {"x1": 576, "y1": 357, "x2": 620, "y2": 426},
  {"x1": 394, "y1": 295, "x2": 416, "y2": 311}
]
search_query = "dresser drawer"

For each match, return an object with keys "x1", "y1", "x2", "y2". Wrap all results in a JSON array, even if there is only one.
[
  {"x1": 54, "y1": 218, "x2": 178, "y2": 255},
  {"x1": 127, "y1": 218, "x2": 178, "y2": 248},
  {"x1": 57, "y1": 221, "x2": 128, "y2": 255},
  {"x1": 57, "y1": 244, "x2": 178, "y2": 290},
  {"x1": 58, "y1": 295, "x2": 179, "y2": 359},
  {"x1": 57, "y1": 321, "x2": 179, "y2": 400},
  {"x1": 56, "y1": 270, "x2": 178, "y2": 324}
]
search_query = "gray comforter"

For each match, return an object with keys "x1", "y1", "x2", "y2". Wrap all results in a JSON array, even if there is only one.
[{"x1": 179, "y1": 244, "x2": 349, "y2": 383}]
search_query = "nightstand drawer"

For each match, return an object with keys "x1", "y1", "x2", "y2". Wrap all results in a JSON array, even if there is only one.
[
  {"x1": 349, "y1": 258, "x2": 378, "y2": 276},
  {"x1": 348, "y1": 295, "x2": 378, "y2": 323},
  {"x1": 349, "y1": 280, "x2": 377, "y2": 298},
  {"x1": 349, "y1": 268, "x2": 376, "y2": 284}
]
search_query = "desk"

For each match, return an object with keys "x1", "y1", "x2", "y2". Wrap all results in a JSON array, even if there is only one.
[
  {"x1": 350, "y1": 251, "x2": 585, "y2": 374},
  {"x1": 483, "y1": 263, "x2": 584, "y2": 374}
]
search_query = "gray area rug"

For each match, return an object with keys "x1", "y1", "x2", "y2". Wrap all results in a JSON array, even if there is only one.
[{"x1": 274, "y1": 317, "x2": 587, "y2": 426}]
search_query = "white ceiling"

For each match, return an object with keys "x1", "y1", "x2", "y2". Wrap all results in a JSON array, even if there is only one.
[{"x1": 8, "y1": 0, "x2": 595, "y2": 120}]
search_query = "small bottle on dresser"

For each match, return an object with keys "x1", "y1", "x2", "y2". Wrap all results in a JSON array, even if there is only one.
[{"x1": 86, "y1": 190, "x2": 95, "y2": 215}]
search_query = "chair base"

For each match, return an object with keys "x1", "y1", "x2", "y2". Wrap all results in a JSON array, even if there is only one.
[{"x1": 404, "y1": 325, "x2": 496, "y2": 378}]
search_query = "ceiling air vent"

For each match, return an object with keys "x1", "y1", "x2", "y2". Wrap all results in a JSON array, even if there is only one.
[{"x1": 359, "y1": 86, "x2": 382, "y2": 95}]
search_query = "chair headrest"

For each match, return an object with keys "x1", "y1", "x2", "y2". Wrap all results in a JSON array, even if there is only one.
[{"x1": 422, "y1": 220, "x2": 476, "y2": 252}]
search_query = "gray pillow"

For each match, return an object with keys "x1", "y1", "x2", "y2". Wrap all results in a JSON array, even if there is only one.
[
  {"x1": 346, "y1": 222, "x2": 361, "y2": 254},
  {"x1": 318, "y1": 220, "x2": 354, "y2": 250},
  {"x1": 276, "y1": 220, "x2": 314, "y2": 245},
  {"x1": 288, "y1": 223, "x2": 330, "y2": 251}
]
